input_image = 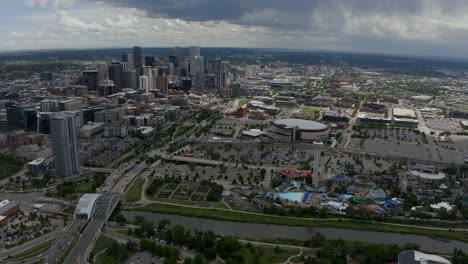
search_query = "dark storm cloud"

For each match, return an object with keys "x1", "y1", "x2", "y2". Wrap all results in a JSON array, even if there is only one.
[{"x1": 79, "y1": 0, "x2": 433, "y2": 27}]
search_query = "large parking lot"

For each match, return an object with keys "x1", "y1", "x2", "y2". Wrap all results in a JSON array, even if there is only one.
[
  {"x1": 191, "y1": 146, "x2": 316, "y2": 168},
  {"x1": 347, "y1": 136, "x2": 468, "y2": 164},
  {"x1": 347, "y1": 138, "x2": 432, "y2": 161},
  {"x1": 157, "y1": 162, "x2": 270, "y2": 187},
  {"x1": 366, "y1": 128, "x2": 422, "y2": 143},
  {"x1": 425, "y1": 116, "x2": 464, "y2": 132},
  {"x1": 124, "y1": 251, "x2": 164, "y2": 264}
]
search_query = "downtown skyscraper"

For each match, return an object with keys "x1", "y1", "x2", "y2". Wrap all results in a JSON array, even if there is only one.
[
  {"x1": 189, "y1": 46, "x2": 200, "y2": 74},
  {"x1": 133, "y1": 46, "x2": 142, "y2": 69},
  {"x1": 50, "y1": 113, "x2": 81, "y2": 178}
]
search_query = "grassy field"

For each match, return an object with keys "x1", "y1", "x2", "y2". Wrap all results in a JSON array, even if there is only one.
[
  {"x1": 91, "y1": 235, "x2": 116, "y2": 256},
  {"x1": 453, "y1": 104, "x2": 468, "y2": 109},
  {"x1": 125, "y1": 178, "x2": 145, "y2": 202},
  {"x1": 290, "y1": 255, "x2": 302, "y2": 263},
  {"x1": 0, "y1": 153, "x2": 24, "y2": 180},
  {"x1": 239, "y1": 99, "x2": 249, "y2": 106},
  {"x1": 95, "y1": 250, "x2": 136, "y2": 264},
  {"x1": 134, "y1": 203, "x2": 468, "y2": 243},
  {"x1": 300, "y1": 107, "x2": 320, "y2": 114},
  {"x1": 6, "y1": 238, "x2": 55, "y2": 261},
  {"x1": 231, "y1": 246, "x2": 299, "y2": 264},
  {"x1": 74, "y1": 181, "x2": 95, "y2": 193},
  {"x1": 94, "y1": 238, "x2": 136, "y2": 264},
  {"x1": 146, "y1": 197, "x2": 229, "y2": 209}
]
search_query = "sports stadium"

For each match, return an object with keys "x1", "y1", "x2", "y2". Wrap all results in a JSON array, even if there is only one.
[{"x1": 269, "y1": 118, "x2": 329, "y2": 142}]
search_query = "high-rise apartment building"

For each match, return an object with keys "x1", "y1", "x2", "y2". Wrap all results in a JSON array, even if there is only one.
[
  {"x1": 82, "y1": 70, "x2": 99, "y2": 91},
  {"x1": 122, "y1": 54, "x2": 134, "y2": 69},
  {"x1": 96, "y1": 63, "x2": 108, "y2": 83},
  {"x1": 156, "y1": 75, "x2": 168, "y2": 94},
  {"x1": 133, "y1": 46, "x2": 142, "y2": 69},
  {"x1": 139, "y1": 75, "x2": 149, "y2": 93},
  {"x1": 189, "y1": 46, "x2": 200, "y2": 74},
  {"x1": 194, "y1": 55, "x2": 204, "y2": 88},
  {"x1": 122, "y1": 69, "x2": 137, "y2": 88},
  {"x1": 98, "y1": 80, "x2": 116, "y2": 96},
  {"x1": 145, "y1": 56, "x2": 155, "y2": 67},
  {"x1": 108, "y1": 62, "x2": 123, "y2": 92},
  {"x1": 173, "y1": 46, "x2": 181, "y2": 58},
  {"x1": 220, "y1": 61, "x2": 230, "y2": 90},
  {"x1": 50, "y1": 113, "x2": 81, "y2": 178},
  {"x1": 142, "y1": 66, "x2": 154, "y2": 91}
]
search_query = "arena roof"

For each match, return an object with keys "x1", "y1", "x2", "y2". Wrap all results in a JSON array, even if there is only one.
[
  {"x1": 75, "y1": 194, "x2": 101, "y2": 220},
  {"x1": 274, "y1": 118, "x2": 328, "y2": 131},
  {"x1": 410, "y1": 170, "x2": 445, "y2": 180}
]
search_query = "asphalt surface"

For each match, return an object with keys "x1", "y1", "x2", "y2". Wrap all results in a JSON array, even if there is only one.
[
  {"x1": 0, "y1": 229, "x2": 63, "y2": 260},
  {"x1": 111, "y1": 163, "x2": 146, "y2": 193},
  {"x1": 64, "y1": 218, "x2": 106, "y2": 264},
  {"x1": 124, "y1": 251, "x2": 165, "y2": 264},
  {"x1": 64, "y1": 196, "x2": 120, "y2": 264},
  {"x1": 44, "y1": 219, "x2": 86, "y2": 264}
]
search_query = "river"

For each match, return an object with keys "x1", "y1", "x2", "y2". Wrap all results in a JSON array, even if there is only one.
[{"x1": 122, "y1": 211, "x2": 468, "y2": 254}]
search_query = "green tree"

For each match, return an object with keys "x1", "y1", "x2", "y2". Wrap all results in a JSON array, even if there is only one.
[
  {"x1": 158, "y1": 219, "x2": 171, "y2": 230},
  {"x1": 172, "y1": 225, "x2": 186, "y2": 246},
  {"x1": 116, "y1": 214, "x2": 126, "y2": 225},
  {"x1": 192, "y1": 254, "x2": 208, "y2": 264}
]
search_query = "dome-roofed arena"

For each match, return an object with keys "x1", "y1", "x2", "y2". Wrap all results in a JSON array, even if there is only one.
[{"x1": 269, "y1": 118, "x2": 329, "y2": 142}]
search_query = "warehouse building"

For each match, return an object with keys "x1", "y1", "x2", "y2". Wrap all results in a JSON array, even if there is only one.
[
  {"x1": 393, "y1": 108, "x2": 417, "y2": 119},
  {"x1": 0, "y1": 200, "x2": 20, "y2": 227}
]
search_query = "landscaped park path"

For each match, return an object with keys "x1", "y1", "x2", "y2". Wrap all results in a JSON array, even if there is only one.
[{"x1": 282, "y1": 251, "x2": 303, "y2": 264}]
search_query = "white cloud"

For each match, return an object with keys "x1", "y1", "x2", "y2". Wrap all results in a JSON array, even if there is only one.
[
  {"x1": 6, "y1": 7, "x2": 272, "y2": 49},
  {"x1": 52, "y1": 0, "x2": 75, "y2": 9},
  {"x1": 25, "y1": 0, "x2": 48, "y2": 7},
  {"x1": 6, "y1": 0, "x2": 468, "y2": 56}
]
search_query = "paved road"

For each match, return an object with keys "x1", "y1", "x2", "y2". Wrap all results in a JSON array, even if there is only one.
[
  {"x1": 111, "y1": 163, "x2": 146, "y2": 194},
  {"x1": 64, "y1": 196, "x2": 120, "y2": 264},
  {"x1": 85, "y1": 167, "x2": 117, "y2": 174},
  {"x1": 124, "y1": 251, "x2": 164, "y2": 264},
  {"x1": 44, "y1": 220, "x2": 86, "y2": 264},
  {"x1": 282, "y1": 251, "x2": 303, "y2": 264},
  {"x1": 238, "y1": 239, "x2": 316, "y2": 252},
  {"x1": 64, "y1": 218, "x2": 106, "y2": 264},
  {"x1": 0, "y1": 229, "x2": 63, "y2": 260},
  {"x1": 98, "y1": 162, "x2": 137, "y2": 194}
]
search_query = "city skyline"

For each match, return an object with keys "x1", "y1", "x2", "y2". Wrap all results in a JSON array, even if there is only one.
[
  {"x1": 0, "y1": 38, "x2": 467, "y2": 264},
  {"x1": 3, "y1": 0, "x2": 468, "y2": 58}
]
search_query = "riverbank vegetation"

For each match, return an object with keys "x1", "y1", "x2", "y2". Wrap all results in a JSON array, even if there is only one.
[
  {"x1": 126, "y1": 216, "x2": 465, "y2": 264},
  {"x1": 132, "y1": 203, "x2": 468, "y2": 243},
  {"x1": 130, "y1": 217, "x2": 302, "y2": 264},
  {"x1": 94, "y1": 239, "x2": 137, "y2": 264}
]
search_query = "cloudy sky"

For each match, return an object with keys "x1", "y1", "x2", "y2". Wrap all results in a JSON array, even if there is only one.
[{"x1": 2, "y1": 0, "x2": 468, "y2": 57}]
